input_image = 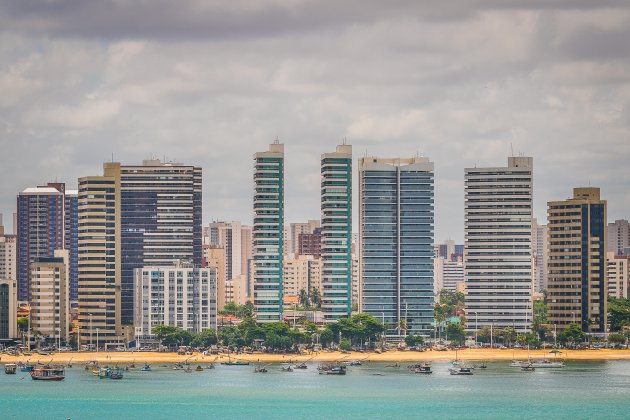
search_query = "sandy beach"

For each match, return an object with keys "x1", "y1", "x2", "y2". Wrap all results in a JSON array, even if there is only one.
[{"x1": 3, "y1": 348, "x2": 630, "y2": 365}]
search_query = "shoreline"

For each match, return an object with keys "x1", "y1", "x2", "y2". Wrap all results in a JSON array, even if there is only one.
[{"x1": 3, "y1": 349, "x2": 630, "y2": 364}]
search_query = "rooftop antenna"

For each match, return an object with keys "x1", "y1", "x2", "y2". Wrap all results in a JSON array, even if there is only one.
[
  {"x1": 510, "y1": 142, "x2": 514, "y2": 157},
  {"x1": 274, "y1": 136, "x2": 280, "y2": 145},
  {"x1": 342, "y1": 137, "x2": 347, "y2": 145}
]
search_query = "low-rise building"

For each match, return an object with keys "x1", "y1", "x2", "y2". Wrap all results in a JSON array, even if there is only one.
[{"x1": 134, "y1": 261, "x2": 217, "y2": 341}]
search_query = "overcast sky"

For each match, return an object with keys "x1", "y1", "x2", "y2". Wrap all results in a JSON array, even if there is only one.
[{"x1": 1, "y1": 0, "x2": 629, "y2": 242}]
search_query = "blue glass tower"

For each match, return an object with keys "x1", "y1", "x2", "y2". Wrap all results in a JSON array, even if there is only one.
[
  {"x1": 253, "y1": 142, "x2": 284, "y2": 323},
  {"x1": 359, "y1": 157, "x2": 434, "y2": 338}
]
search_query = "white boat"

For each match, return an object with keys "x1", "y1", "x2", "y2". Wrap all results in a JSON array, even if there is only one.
[
  {"x1": 449, "y1": 365, "x2": 473, "y2": 375},
  {"x1": 529, "y1": 359, "x2": 564, "y2": 368}
]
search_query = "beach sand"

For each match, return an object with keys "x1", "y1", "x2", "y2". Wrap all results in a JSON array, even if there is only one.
[{"x1": 2, "y1": 348, "x2": 630, "y2": 365}]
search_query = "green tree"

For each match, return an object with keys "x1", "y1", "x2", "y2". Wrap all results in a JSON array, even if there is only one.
[
  {"x1": 404, "y1": 335, "x2": 424, "y2": 347},
  {"x1": 17, "y1": 317, "x2": 29, "y2": 332},
  {"x1": 219, "y1": 325, "x2": 245, "y2": 347},
  {"x1": 608, "y1": 332, "x2": 626, "y2": 347},
  {"x1": 191, "y1": 329, "x2": 218, "y2": 347},
  {"x1": 476, "y1": 326, "x2": 492, "y2": 344},
  {"x1": 557, "y1": 323, "x2": 585, "y2": 345},
  {"x1": 608, "y1": 297, "x2": 630, "y2": 332},
  {"x1": 237, "y1": 316, "x2": 262, "y2": 346},
  {"x1": 298, "y1": 289, "x2": 310, "y2": 308},
  {"x1": 338, "y1": 338, "x2": 352, "y2": 351},
  {"x1": 310, "y1": 287, "x2": 322, "y2": 308},
  {"x1": 446, "y1": 323, "x2": 466, "y2": 345},
  {"x1": 153, "y1": 325, "x2": 194, "y2": 347},
  {"x1": 237, "y1": 301, "x2": 255, "y2": 318},
  {"x1": 320, "y1": 328, "x2": 334, "y2": 347},
  {"x1": 532, "y1": 297, "x2": 550, "y2": 340}
]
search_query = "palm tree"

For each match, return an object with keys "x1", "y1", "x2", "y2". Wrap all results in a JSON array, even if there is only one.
[
  {"x1": 298, "y1": 289, "x2": 310, "y2": 308},
  {"x1": 396, "y1": 319, "x2": 408, "y2": 338}
]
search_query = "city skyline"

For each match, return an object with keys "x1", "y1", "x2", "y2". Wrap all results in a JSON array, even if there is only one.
[{"x1": 1, "y1": 2, "x2": 629, "y2": 242}]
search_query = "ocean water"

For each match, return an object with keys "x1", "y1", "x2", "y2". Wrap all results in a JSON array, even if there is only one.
[{"x1": 1, "y1": 360, "x2": 629, "y2": 419}]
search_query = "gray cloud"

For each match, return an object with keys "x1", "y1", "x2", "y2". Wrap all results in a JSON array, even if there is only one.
[{"x1": 1, "y1": 1, "x2": 629, "y2": 241}]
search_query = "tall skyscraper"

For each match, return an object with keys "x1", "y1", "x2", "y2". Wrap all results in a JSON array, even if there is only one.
[
  {"x1": 548, "y1": 187, "x2": 607, "y2": 333},
  {"x1": 78, "y1": 163, "x2": 122, "y2": 346},
  {"x1": 321, "y1": 144, "x2": 352, "y2": 321},
  {"x1": 116, "y1": 159, "x2": 202, "y2": 324},
  {"x1": 253, "y1": 142, "x2": 284, "y2": 322},
  {"x1": 359, "y1": 156, "x2": 434, "y2": 337},
  {"x1": 17, "y1": 184, "x2": 64, "y2": 301},
  {"x1": 464, "y1": 156, "x2": 533, "y2": 333},
  {"x1": 0, "y1": 233, "x2": 17, "y2": 283},
  {"x1": 64, "y1": 190, "x2": 79, "y2": 303},
  {"x1": 532, "y1": 217, "x2": 548, "y2": 291},
  {"x1": 607, "y1": 219, "x2": 630, "y2": 256}
]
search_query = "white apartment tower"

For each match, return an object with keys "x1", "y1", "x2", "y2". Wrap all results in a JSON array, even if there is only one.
[
  {"x1": 532, "y1": 218, "x2": 548, "y2": 291},
  {"x1": 464, "y1": 156, "x2": 533, "y2": 332}
]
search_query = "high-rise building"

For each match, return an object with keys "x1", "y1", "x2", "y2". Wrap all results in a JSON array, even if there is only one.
[
  {"x1": 359, "y1": 156, "x2": 434, "y2": 337},
  {"x1": 283, "y1": 254, "x2": 319, "y2": 300},
  {"x1": 17, "y1": 185, "x2": 64, "y2": 302},
  {"x1": 0, "y1": 279, "x2": 17, "y2": 340},
  {"x1": 134, "y1": 261, "x2": 217, "y2": 340},
  {"x1": 203, "y1": 246, "x2": 227, "y2": 310},
  {"x1": 64, "y1": 190, "x2": 78, "y2": 303},
  {"x1": 117, "y1": 159, "x2": 202, "y2": 324},
  {"x1": 464, "y1": 156, "x2": 533, "y2": 333},
  {"x1": 30, "y1": 250, "x2": 70, "y2": 343},
  {"x1": 204, "y1": 221, "x2": 252, "y2": 282},
  {"x1": 532, "y1": 218, "x2": 548, "y2": 291},
  {"x1": 287, "y1": 221, "x2": 320, "y2": 255},
  {"x1": 435, "y1": 258, "x2": 464, "y2": 292},
  {"x1": 321, "y1": 144, "x2": 352, "y2": 321},
  {"x1": 548, "y1": 187, "x2": 607, "y2": 333},
  {"x1": 16, "y1": 183, "x2": 77, "y2": 304},
  {"x1": 607, "y1": 219, "x2": 630, "y2": 256},
  {"x1": 297, "y1": 230, "x2": 322, "y2": 258},
  {"x1": 0, "y1": 234, "x2": 17, "y2": 283},
  {"x1": 78, "y1": 163, "x2": 123, "y2": 346},
  {"x1": 606, "y1": 252, "x2": 628, "y2": 299},
  {"x1": 253, "y1": 142, "x2": 284, "y2": 322}
]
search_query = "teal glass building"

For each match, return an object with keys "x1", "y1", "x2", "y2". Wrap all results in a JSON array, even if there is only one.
[
  {"x1": 253, "y1": 142, "x2": 284, "y2": 322},
  {"x1": 321, "y1": 144, "x2": 353, "y2": 321}
]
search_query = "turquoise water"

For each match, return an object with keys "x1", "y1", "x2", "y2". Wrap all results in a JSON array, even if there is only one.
[{"x1": 2, "y1": 361, "x2": 630, "y2": 419}]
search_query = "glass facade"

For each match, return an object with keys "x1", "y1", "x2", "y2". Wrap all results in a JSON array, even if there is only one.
[
  {"x1": 253, "y1": 143, "x2": 284, "y2": 322},
  {"x1": 321, "y1": 146, "x2": 352, "y2": 321},
  {"x1": 360, "y1": 157, "x2": 434, "y2": 337},
  {"x1": 119, "y1": 163, "x2": 202, "y2": 324},
  {"x1": 0, "y1": 283, "x2": 9, "y2": 339}
]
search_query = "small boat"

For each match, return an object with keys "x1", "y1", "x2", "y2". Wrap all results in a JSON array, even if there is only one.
[
  {"x1": 195, "y1": 365, "x2": 204, "y2": 372},
  {"x1": 254, "y1": 365, "x2": 268, "y2": 373},
  {"x1": 184, "y1": 366, "x2": 192, "y2": 373},
  {"x1": 521, "y1": 364, "x2": 535, "y2": 372},
  {"x1": 18, "y1": 362, "x2": 35, "y2": 372},
  {"x1": 4, "y1": 363, "x2": 17, "y2": 374},
  {"x1": 476, "y1": 363, "x2": 487, "y2": 369},
  {"x1": 98, "y1": 367, "x2": 124, "y2": 380},
  {"x1": 141, "y1": 364, "x2": 151, "y2": 372},
  {"x1": 409, "y1": 363, "x2": 432, "y2": 374},
  {"x1": 386, "y1": 363, "x2": 400, "y2": 368},
  {"x1": 31, "y1": 365, "x2": 65, "y2": 381},
  {"x1": 347, "y1": 360, "x2": 362, "y2": 366},
  {"x1": 529, "y1": 359, "x2": 564, "y2": 368},
  {"x1": 449, "y1": 366, "x2": 473, "y2": 375},
  {"x1": 294, "y1": 362, "x2": 308, "y2": 369},
  {"x1": 173, "y1": 362, "x2": 184, "y2": 370},
  {"x1": 207, "y1": 363, "x2": 215, "y2": 370},
  {"x1": 510, "y1": 360, "x2": 526, "y2": 368},
  {"x1": 318, "y1": 363, "x2": 346, "y2": 375},
  {"x1": 281, "y1": 364, "x2": 293, "y2": 372},
  {"x1": 221, "y1": 361, "x2": 250, "y2": 366}
]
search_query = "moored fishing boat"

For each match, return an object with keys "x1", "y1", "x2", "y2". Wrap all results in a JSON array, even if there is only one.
[
  {"x1": 18, "y1": 361, "x2": 35, "y2": 372},
  {"x1": 31, "y1": 365, "x2": 65, "y2": 381},
  {"x1": 195, "y1": 365, "x2": 204, "y2": 372},
  {"x1": 4, "y1": 363, "x2": 17, "y2": 374},
  {"x1": 448, "y1": 365, "x2": 473, "y2": 375},
  {"x1": 98, "y1": 367, "x2": 124, "y2": 380},
  {"x1": 254, "y1": 365, "x2": 268, "y2": 373},
  {"x1": 529, "y1": 359, "x2": 564, "y2": 368},
  {"x1": 141, "y1": 363, "x2": 151, "y2": 372},
  {"x1": 318, "y1": 363, "x2": 346, "y2": 375},
  {"x1": 281, "y1": 364, "x2": 293, "y2": 372},
  {"x1": 408, "y1": 363, "x2": 432, "y2": 374}
]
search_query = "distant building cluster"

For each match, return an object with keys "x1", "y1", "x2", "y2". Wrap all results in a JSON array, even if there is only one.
[{"x1": 0, "y1": 144, "x2": 628, "y2": 349}]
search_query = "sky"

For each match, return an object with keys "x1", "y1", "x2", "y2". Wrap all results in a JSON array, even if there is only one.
[{"x1": 1, "y1": 0, "x2": 629, "y2": 242}]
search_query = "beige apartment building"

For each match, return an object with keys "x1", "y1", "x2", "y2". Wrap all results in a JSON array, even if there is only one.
[
  {"x1": 607, "y1": 252, "x2": 628, "y2": 299},
  {"x1": 283, "y1": 254, "x2": 321, "y2": 299},
  {"x1": 548, "y1": 188, "x2": 607, "y2": 333},
  {"x1": 30, "y1": 250, "x2": 70, "y2": 343},
  {"x1": 77, "y1": 162, "x2": 123, "y2": 346}
]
